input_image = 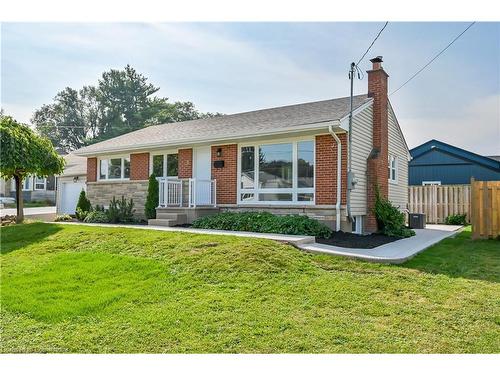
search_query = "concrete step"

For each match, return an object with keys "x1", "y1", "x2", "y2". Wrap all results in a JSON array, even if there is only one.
[
  {"x1": 148, "y1": 218, "x2": 178, "y2": 227},
  {"x1": 157, "y1": 213, "x2": 187, "y2": 222}
]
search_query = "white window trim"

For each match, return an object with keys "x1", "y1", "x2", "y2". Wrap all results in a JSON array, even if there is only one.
[
  {"x1": 97, "y1": 155, "x2": 131, "y2": 181},
  {"x1": 149, "y1": 150, "x2": 179, "y2": 179},
  {"x1": 22, "y1": 176, "x2": 33, "y2": 191},
  {"x1": 237, "y1": 137, "x2": 316, "y2": 206},
  {"x1": 34, "y1": 176, "x2": 46, "y2": 191},
  {"x1": 388, "y1": 155, "x2": 398, "y2": 185},
  {"x1": 422, "y1": 181, "x2": 441, "y2": 186}
]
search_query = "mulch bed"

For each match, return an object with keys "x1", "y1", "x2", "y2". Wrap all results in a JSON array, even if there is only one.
[{"x1": 316, "y1": 231, "x2": 400, "y2": 249}]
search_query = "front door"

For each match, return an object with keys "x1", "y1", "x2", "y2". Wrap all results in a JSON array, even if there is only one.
[{"x1": 194, "y1": 146, "x2": 212, "y2": 205}]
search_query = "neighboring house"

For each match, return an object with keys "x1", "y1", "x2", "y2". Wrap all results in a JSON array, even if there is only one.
[
  {"x1": 409, "y1": 140, "x2": 500, "y2": 185},
  {"x1": 1, "y1": 175, "x2": 57, "y2": 204},
  {"x1": 56, "y1": 153, "x2": 88, "y2": 215},
  {"x1": 74, "y1": 57, "x2": 409, "y2": 233}
]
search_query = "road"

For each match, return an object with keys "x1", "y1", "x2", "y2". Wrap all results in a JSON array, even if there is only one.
[{"x1": 0, "y1": 206, "x2": 56, "y2": 216}]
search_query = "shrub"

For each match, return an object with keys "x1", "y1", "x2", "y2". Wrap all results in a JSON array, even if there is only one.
[
  {"x1": 75, "y1": 190, "x2": 91, "y2": 220},
  {"x1": 145, "y1": 174, "x2": 159, "y2": 219},
  {"x1": 54, "y1": 214, "x2": 73, "y2": 222},
  {"x1": 374, "y1": 186, "x2": 415, "y2": 238},
  {"x1": 445, "y1": 214, "x2": 467, "y2": 225},
  {"x1": 75, "y1": 207, "x2": 89, "y2": 222},
  {"x1": 192, "y1": 211, "x2": 332, "y2": 238},
  {"x1": 84, "y1": 211, "x2": 110, "y2": 223},
  {"x1": 108, "y1": 196, "x2": 135, "y2": 223}
]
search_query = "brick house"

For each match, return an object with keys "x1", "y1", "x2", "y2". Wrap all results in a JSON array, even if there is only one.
[{"x1": 73, "y1": 57, "x2": 409, "y2": 233}]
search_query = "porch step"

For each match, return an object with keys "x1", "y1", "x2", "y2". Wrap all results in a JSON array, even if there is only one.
[
  {"x1": 157, "y1": 213, "x2": 187, "y2": 221},
  {"x1": 148, "y1": 213, "x2": 187, "y2": 227}
]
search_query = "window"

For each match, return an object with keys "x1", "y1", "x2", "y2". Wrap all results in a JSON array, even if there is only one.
[
  {"x1": 22, "y1": 177, "x2": 33, "y2": 191},
  {"x1": 98, "y1": 156, "x2": 130, "y2": 180},
  {"x1": 34, "y1": 176, "x2": 46, "y2": 190},
  {"x1": 238, "y1": 140, "x2": 315, "y2": 204},
  {"x1": 388, "y1": 155, "x2": 398, "y2": 183},
  {"x1": 151, "y1": 153, "x2": 178, "y2": 178}
]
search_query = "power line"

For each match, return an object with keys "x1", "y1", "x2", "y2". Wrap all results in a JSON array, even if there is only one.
[
  {"x1": 356, "y1": 22, "x2": 389, "y2": 67},
  {"x1": 390, "y1": 22, "x2": 476, "y2": 96}
]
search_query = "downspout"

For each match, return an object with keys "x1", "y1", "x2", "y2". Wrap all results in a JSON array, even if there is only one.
[{"x1": 328, "y1": 125, "x2": 342, "y2": 232}]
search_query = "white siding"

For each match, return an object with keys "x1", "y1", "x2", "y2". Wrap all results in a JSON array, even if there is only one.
[
  {"x1": 350, "y1": 104, "x2": 373, "y2": 216},
  {"x1": 388, "y1": 104, "x2": 409, "y2": 210}
]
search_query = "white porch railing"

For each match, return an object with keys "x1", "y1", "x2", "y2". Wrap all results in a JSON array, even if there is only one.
[{"x1": 158, "y1": 178, "x2": 216, "y2": 208}]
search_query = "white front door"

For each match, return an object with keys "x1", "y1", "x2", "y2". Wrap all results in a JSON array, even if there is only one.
[{"x1": 193, "y1": 146, "x2": 212, "y2": 205}]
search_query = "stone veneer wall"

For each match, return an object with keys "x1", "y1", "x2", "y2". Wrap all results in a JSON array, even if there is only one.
[{"x1": 86, "y1": 181, "x2": 148, "y2": 219}]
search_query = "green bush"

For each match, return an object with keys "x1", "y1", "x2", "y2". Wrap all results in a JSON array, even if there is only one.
[
  {"x1": 445, "y1": 214, "x2": 467, "y2": 225},
  {"x1": 75, "y1": 207, "x2": 89, "y2": 222},
  {"x1": 108, "y1": 196, "x2": 135, "y2": 223},
  {"x1": 83, "y1": 211, "x2": 110, "y2": 223},
  {"x1": 54, "y1": 214, "x2": 72, "y2": 222},
  {"x1": 192, "y1": 211, "x2": 332, "y2": 238},
  {"x1": 374, "y1": 186, "x2": 415, "y2": 238},
  {"x1": 145, "y1": 174, "x2": 159, "y2": 219},
  {"x1": 75, "y1": 190, "x2": 91, "y2": 220}
]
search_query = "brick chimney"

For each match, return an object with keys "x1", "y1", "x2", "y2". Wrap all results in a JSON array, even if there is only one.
[{"x1": 366, "y1": 56, "x2": 389, "y2": 233}]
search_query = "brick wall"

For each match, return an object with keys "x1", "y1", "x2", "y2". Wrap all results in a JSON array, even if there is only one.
[
  {"x1": 366, "y1": 57, "x2": 389, "y2": 232},
  {"x1": 178, "y1": 148, "x2": 193, "y2": 178},
  {"x1": 315, "y1": 134, "x2": 347, "y2": 205},
  {"x1": 211, "y1": 144, "x2": 237, "y2": 204},
  {"x1": 130, "y1": 152, "x2": 150, "y2": 180},
  {"x1": 87, "y1": 157, "x2": 97, "y2": 182}
]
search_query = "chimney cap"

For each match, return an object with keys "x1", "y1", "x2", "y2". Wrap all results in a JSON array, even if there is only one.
[{"x1": 370, "y1": 56, "x2": 383, "y2": 63}]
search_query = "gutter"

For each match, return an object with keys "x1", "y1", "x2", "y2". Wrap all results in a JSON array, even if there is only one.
[{"x1": 328, "y1": 123, "x2": 342, "y2": 232}]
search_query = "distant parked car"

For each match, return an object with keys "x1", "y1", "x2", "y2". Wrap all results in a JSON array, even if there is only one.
[{"x1": 0, "y1": 196, "x2": 16, "y2": 209}]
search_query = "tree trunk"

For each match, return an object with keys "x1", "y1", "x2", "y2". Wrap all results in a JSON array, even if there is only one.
[{"x1": 14, "y1": 175, "x2": 24, "y2": 223}]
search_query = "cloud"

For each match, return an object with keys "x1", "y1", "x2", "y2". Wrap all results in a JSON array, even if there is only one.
[{"x1": 400, "y1": 94, "x2": 500, "y2": 155}]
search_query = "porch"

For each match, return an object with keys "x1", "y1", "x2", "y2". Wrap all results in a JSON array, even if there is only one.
[{"x1": 148, "y1": 177, "x2": 219, "y2": 227}]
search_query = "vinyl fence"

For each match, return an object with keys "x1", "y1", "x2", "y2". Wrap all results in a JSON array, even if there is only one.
[
  {"x1": 471, "y1": 179, "x2": 500, "y2": 239},
  {"x1": 408, "y1": 184, "x2": 471, "y2": 224}
]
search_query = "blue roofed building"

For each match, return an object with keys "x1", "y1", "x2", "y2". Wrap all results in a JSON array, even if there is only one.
[{"x1": 409, "y1": 140, "x2": 500, "y2": 185}]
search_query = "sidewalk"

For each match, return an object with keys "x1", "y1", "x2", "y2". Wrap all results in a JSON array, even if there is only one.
[{"x1": 48, "y1": 221, "x2": 462, "y2": 264}]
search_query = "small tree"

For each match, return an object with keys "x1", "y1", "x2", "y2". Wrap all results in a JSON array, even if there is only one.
[
  {"x1": 75, "y1": 190, "x2": 91, "y2": 220},
  {"x1": 0, "y1": 115, "x2": 65, "y2": 223},
  {"x1": 145, "y1": 174, "x2": 159, "y2": 219}
]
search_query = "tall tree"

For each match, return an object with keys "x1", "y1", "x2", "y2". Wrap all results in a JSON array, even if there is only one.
[{"x1": 0, "y1": 115, "x2": 65, "y2": 223}]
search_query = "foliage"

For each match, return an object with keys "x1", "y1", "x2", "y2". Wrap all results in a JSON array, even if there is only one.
[
  {"x1": 145, "y1": 174, "x2": 159, "y2": 219},
  {"x1": 0, "y1": 115, "x2": 65, "y2": 223},
  {"x1": 83, "y1": 211, "x2": 110, "y2": 223},
  {"x1": 374, "y1": 186, "x2": 415, "y2": 238},
  {"x1": 107, "y1": 196, "x2": 135, "y2": 223},
  {"x1": 75, "y1": 190, "x2": 91, "y2": 220},
  {"x1": 192, "y1": 211, "x2": 332, "y2": 238},
  {"x1": 1, "y1": 223, "x2": 499, "y2": 353},
  {"x1": 32, "y1": 65, "x2": 221, "y2": 152},
  {"x1": 54, "y1": 214, "x2": 73, "y2": 222},
  {"x1": 445, "y1": 213, "x2": 468, "y2": 225}
]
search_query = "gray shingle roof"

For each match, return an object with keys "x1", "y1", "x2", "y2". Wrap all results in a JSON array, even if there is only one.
[
  {"x1": 75, "y1": 94, "x2": 370, "y2": 156},
  {"x1": 61, "y1": 153, "x2": 87, "y2": 177}
]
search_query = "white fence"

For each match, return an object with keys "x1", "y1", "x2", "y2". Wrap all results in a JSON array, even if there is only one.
[{"x1": 158, "y1": 178, "x2": 216, "y2": 208}]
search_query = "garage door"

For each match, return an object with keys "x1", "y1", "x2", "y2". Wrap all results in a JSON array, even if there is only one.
[{"x1": 61, "y1": 182, "x2": 85, "y2": 214}]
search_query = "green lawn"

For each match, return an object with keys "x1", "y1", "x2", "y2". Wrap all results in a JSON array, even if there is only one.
[
  {"x1": 5, "y1": 200, "x2": 54, "y2": 208},
  {"x1": 1, "y1": 223, "x2": 499, "y2": 353}
]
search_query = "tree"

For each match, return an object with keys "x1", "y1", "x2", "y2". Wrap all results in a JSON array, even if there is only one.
[
  {"x1": 0, "y1": 115, "x2": 65, "y2": 223},
  {"x1": 145, "y1": 174, "x2": 159, "y2": 219}
]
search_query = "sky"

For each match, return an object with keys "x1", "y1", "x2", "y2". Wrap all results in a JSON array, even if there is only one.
[{"x1": 1, "y1": 22, "x2": 499, "y2": 155}]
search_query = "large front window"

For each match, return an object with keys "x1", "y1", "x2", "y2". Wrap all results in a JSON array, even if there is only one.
[
  {"x1": 239, "y1": 140, "x2": 315, "y2": 204},
  {"x1": 98, "y1": 156, "x2": 130, "y2": 180},
  {"x1": 152, "y1": 153, "x2": 178, "y2": 178}
]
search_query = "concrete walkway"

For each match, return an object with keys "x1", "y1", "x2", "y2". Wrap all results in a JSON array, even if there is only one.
[
  {"x1": 300, "y1": 225, "x2": 463, "y2": 263},
  {"x1": 46, "y1": 221, "x2": 462, "y2": 264}
]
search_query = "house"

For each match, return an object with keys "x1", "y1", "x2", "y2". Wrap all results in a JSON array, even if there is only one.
[
  {"x1": 56, "y1": 153, "x2": 88, "y2": 214},
  {"x1": 74, "y1": 56, "x2": 409, "y2": 233},
  {"x1": 0, "y1": 175, "x2": 57, "y2": 204},
  {"x1": 409, "y1": 139, "x2": 500, "y2": 185}
]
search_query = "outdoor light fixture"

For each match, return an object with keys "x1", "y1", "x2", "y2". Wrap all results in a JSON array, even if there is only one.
[
  {"x1": 216, "y1": 148, "x2": 223, "y2": 157},
  {"x1": 73, "y1": 176, "x2": 79, "y2": 183}
]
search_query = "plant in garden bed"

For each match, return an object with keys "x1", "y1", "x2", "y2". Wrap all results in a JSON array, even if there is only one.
[
  {"x1": 54, "y1": 214, "x2": 73, "y2": 222},
  {"x1": 75, "y1": 191, "x2": 91, "y2": 221},
  {"x1": 374, "y1": 186, "x2": 415, "y2": 238},
  {"x1": 83, "y1": 211, "x2": 110, "y2": 223},
  {"x1": 192, "y1": 211, "x2": 332, "y2": 238},
  {"x1": 145, "y1": 174, "x2": 159, "y2": 219},
  {"x1": 445, "y1": 214, "x2": 467, "y2": 225}
]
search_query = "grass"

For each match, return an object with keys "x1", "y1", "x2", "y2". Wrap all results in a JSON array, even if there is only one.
[
  {"x1": 4, "y1": 200, "x2": 54, "y2": 208},
  {"x1": 1, "y1": 223, "x2": 499, "y2": 353}
]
